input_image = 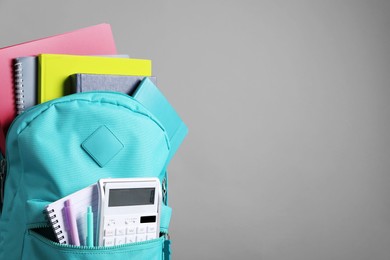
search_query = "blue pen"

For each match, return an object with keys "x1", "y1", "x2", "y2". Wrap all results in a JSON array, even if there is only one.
[{"x1": 86, "y1": 206, "x2": 94, "y2": 247}]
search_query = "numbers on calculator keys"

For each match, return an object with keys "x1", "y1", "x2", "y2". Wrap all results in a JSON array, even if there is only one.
[{"x1": 103, "y1": 215, "x2": 158, "y2": 246}]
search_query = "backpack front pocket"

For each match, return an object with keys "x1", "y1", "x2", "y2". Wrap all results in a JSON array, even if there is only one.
[{"x1": 22, "y1": 228, "x2": 164, "y2": 260}]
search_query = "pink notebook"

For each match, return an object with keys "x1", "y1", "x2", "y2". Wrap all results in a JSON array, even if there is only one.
[{"x1": 0, "y1": 23, "x2": 117, "y2": 154}]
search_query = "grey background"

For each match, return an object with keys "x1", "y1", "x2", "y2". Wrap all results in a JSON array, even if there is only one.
[{"x1": 1, "y1": 0, "x2": 390, "y2": 259}]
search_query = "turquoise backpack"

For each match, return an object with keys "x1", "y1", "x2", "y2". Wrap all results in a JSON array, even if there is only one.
[{"x1": 0, "y1": 92, "x2": 174, "y2": 259}]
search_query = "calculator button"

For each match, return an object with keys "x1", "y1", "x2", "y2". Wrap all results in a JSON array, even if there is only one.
[
  {"x1": 104, "y1": 237, "x2": 115, "y2": 246},
  {"x1": 137, "y1": 234, "x2": 146, "y2": 242},
  {"x1": 147, "y1": 225, "x2": 156, "y2": 233},
  {"x1": 126, "y1": 235, "x2": 136, "y2": 243},
  {"x1": 115, "y1": 236, "x2": 125, "y2": 245},
  {"x1": 104, "y1": 228, "x2": 115, "y2": 237},
  {"x1": 137, "y1": 226, "x2": 146, "y2": 234},
  {"x1": 116, "y1": 227, "x2": 126, "y2": 236},
  {"x1": 127, "y1": 226, "x2": 136, "y2": 235}
]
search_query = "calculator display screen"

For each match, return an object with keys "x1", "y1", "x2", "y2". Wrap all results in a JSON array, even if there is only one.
[{"x1": 108, "y1": 188, "x2": 155, "y2": 207}]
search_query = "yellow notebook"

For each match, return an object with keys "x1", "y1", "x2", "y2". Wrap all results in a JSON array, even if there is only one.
[{"x1": 38, "y1": 54, "x2": 152, "y2": 103}]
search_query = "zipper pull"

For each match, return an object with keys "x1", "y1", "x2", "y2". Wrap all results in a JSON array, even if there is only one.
[
  {"x1": 162, "y1": 176, "x2": 167, "y2": 205},
  {"x1": 163, "y1": 233, "x2": 171, "y2": 260},
  {"x1": 0, "y1": 158, "x2": 6, "y2": 212}
]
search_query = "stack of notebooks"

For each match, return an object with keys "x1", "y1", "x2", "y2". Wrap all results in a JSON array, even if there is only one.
[{"x1": 0, "y1": 23, "x2": 187, "y2": 162}]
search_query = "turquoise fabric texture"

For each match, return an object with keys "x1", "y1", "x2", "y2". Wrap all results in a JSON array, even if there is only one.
[{"x1": 0, "y1": 92, "x2": 172, "y2": 259}]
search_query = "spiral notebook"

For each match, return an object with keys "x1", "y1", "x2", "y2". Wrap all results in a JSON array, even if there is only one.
[
  {"x1": 13, "y1": 56, "x2": 37, "y2": 114},
  {"x1": 45, "y1": 184, "x2": 99, "y2": 245}
]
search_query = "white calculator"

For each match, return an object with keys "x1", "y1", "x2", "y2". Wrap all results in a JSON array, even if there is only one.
[{"x1": 97, "y1": 178, "x2": 161, "y2": 247}]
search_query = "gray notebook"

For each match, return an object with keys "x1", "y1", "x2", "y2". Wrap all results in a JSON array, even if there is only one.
[{"x1": 70, "y1": 73, "x2": 157, "y2": 96}]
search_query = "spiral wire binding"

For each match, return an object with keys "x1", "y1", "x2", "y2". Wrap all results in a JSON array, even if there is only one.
[
  {"x1": 46, "y1": 207, "x2": 67, "y2": 244},
  {"x1": 14, "y1": 61, "x2": 25, "y2": 114}
]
